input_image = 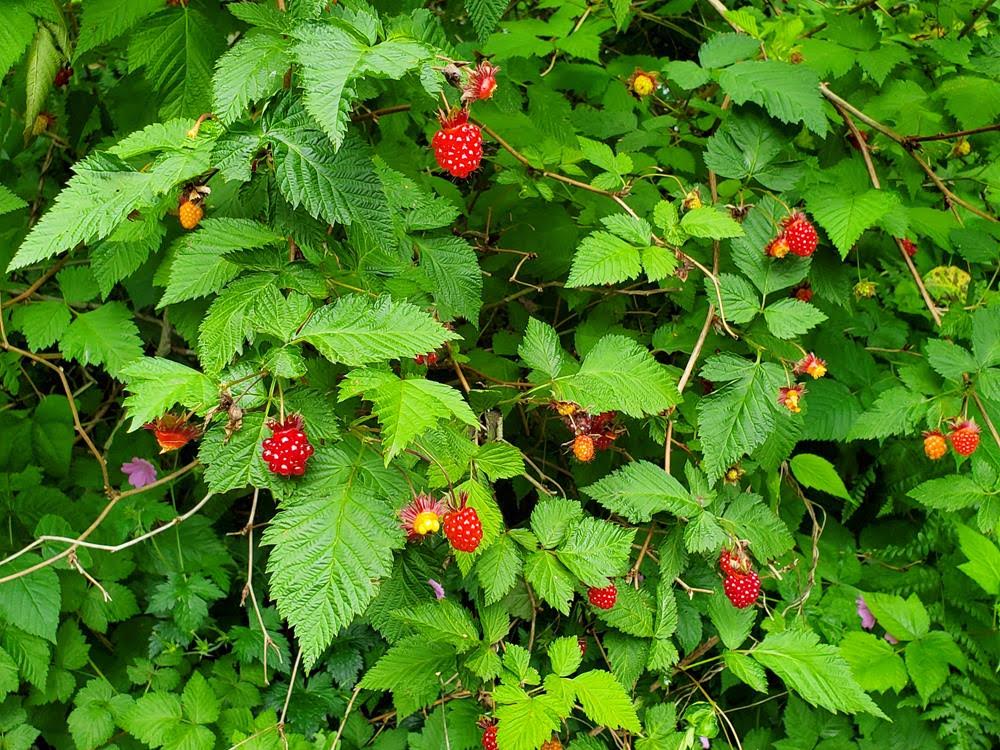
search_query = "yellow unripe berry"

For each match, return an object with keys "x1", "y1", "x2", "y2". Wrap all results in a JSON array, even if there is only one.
[{"x1": 632, "y1": 73, "x2": 655, "y2": 97}]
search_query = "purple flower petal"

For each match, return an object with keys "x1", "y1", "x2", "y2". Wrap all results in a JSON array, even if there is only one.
[
  {"x1": 700, "y1": 737, "x2": 710, "y2": 749},
  {"x1": 884, "y1": 632, "x2": 899, "y2": 645},
  {"x1": 856, "y1": 595, "x2": 876, "y2": 630},
  {"x1": 428, "y1": 579, "x2": 445, "y2": 600},
  {"x1": 121, "y1": 457, "x2": 157, "y2": 489}
]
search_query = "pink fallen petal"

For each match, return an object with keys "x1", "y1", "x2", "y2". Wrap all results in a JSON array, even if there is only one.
[
  {"x1": 856, "y1": 595, "x2": 876, "y2": 630},
  {"x1": 428, "y1": 579, "x2": 446, "y2": 600},
  {"x1": 121, "y1": 457, "x2": 157, "y2": 489}
]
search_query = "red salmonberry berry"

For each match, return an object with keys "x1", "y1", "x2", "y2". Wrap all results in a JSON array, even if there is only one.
[
  {"x1": 578, "y1": 637, "x2": 587, "y2": 656},
  {"x1": 179, "y1": 200, "x2": 203, "y2": 230},
  {"x1": 901, "y1": 238, "x2": 918, "y2": 257},
  {"x1": 792, "y1": 283, "x2": 813, "y2": 302},
  {"x1": 588, "y1": 581, "x2": 617, "y2": 610},
  {"x1": 781, "y1": 212, "x2": 819, "y2": 257},
  {"x1": 540, "y1": 738, "x2": 563, "y2": 750},
  {"x1": 572, "y1": 434, "x2": 595, "y2": 462},
  {"x1": 947, "y1": 419, "x2": 981, "y2": 457},
  {"x1": 54, "y1": 65, "x2": 73, "y2": 87},
  {"x1": 719, "y1": 547, "x2": 751, "y2": 576},
  {"x1": 481, "y1": 723, "x2": 497, "y2": 750},
  {"x1": 415, "y1": 351, "x2": 438, "y2": 365},
  {"x1": 432, "y1": 109, "x2": 483, "y2": 179},
  {"x1": 923, "y1": 430, "x2": 947, "y2": 460},
  {"x1": 261, "y1": 415, "x2": 314, "y2": 477},
  {"x1": 723, "y1": 571, "x2": 760, "y2": 609},
  {"x1": 443, "y1": 493, "x2": 483, "y2": 552}
]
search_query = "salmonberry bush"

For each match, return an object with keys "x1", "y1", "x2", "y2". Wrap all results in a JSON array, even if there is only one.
[{"x1": 1, "y1": 0, "x2": 999, "y2": 748}]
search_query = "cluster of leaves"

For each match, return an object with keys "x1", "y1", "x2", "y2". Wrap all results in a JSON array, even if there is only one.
[{"x1": 1, "y1": 1, "x2": 998, "y2": 749}]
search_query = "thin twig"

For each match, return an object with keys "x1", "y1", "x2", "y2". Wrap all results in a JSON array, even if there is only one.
[
  {"x1": 905, "y1": 123, "x2": 1000, "y2": 143},
  {"x1": 972, "y1": 391, "x2": 1000, "y2": 450},
  {"x1": 277, "y1": 649, "x2": 302, "y2": 749},
  {"x1": 330, "y1": 684, "x2": 363, "y2": 749},
  {"x1": 1, "y1": 257, "x2": 68, "y2": 309}
]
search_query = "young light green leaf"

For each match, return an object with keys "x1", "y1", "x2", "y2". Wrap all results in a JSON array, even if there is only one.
[
  {"x1": 680, "y1": 207, "x2": 744, "y2": 239},
  {"x1": 581, "y1": 461, "x2": 698, "y2": 521},
  {"x1": 789, "y1": 454, "x2": 851, "y2": 500}
]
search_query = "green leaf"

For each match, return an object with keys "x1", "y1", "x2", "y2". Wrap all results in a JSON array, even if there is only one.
[
  {"x1": 707, "y1": 589, "x2": 756, "y2": 649},
  {"x1": 341, "y1": 369, "x2": 477, "y2": 461},
  {"x1": 663, "y1": 60, "x2": 711, "y2": 90},
  {"x1": 0, "y1": 557, "x2": 61, "y2": 643},
  {"x1": 519, "y1": 318, "x2": 573, "y2": 381},
  {"x1": 937, "y1": 76, "x2": 1000, "y2": 128},
  {"x1": 751, "y1": 628, "x2": 886, "y2": 717},
  {"x1": 972, "y1": 306, "x2": 1000, "y2": 367},
  {"x1": 839, "y1": 632, "x2": 907, "y2": 693},
  {"x1": 477, "y1": 535, "x2": 523, "y2": 605},
  {"x1": 0, "y1": 184, "x2": 27, "y2": 216},
  {"x1": 762, "y1": 298, "x2": 827, "y2": 339},
  {"x1": 361, "y1": 636, "x2": 456, "y2": 717},
  {"x1": 548, "y1": 637, "x2": 583, "y2": 677},
  {"x1": 717, "y1": 273, "x2": 761, "y2": 324},
  {"x1": 0, "y1": 8, "x2": 36, "y2": 77},
  {"x1": 262, "y1": 447, "x2": 405, "y2": 669},
  {"x1": 847, "y1": 387, "x2": 925, "y2": 440},
  {"x1": 680, "y1": 207, "x2": 744, "y2": 239},
  {"x1": 121, "y1": 692, "x2": 183, "y2": 746},
  {"x1": 698, "y1": 33, "x2": 761, "y2": 68},
  {"x1": 566, "y1": 231, "x2": 642, "y2": 287},
  {"x1": 494, "y1": 687, "x2": 563, "y2": 750},
  {"x1": 10, "y1": 301, "x2": 70, "y2": 350},
  {"x1": 697, "y1": 354, "x2": 785, "y2": 478},
  {"x1": 268, "y1": 113, "x2": 393, "y2": 250},
  {"x1": 863, "y1": 592, "x2": 929, "y2": 641},
  {"x1": 601, "y1": 214, "x2": 652, "y2": 245},
  {"x1": 75, "y1": 0, "x2": 164, "y2": 56},
  {"x1": 297, "y1": 295, "x2": 456, "y2": 366},
  {"x1": 704, "y1": 112, "x2": 801, "y2": 190},
  {"x1": 806, "y1": 187, "x2": 897, "y2": 258},
  {"x1": 213, "y1": 30, "x2": 290, "y2": 125},
  {"x1": 730, "y1": 196, "x2": 810, "y2": 295},
  {"x1": 908, "y1": 475, "x2": 987, "y2": 511},
  {"x1": 23, "y1": 25, "x2": 60, "y2": 139},
  {"x1": 904, "y1": 631, "x2": 966, "y2": 704},
  {"x1": 465, "y1": 0, "x2": 509, "y2": 41},
  {"x1": 416, "y1": 236, "x2": 483, "y2": 322},
  {"x1": 181, "y1": 672, "x2": 219, "y2": 724},
  {"x1": 32, "y1": 395, "x2": 73, "y2": 478},
  {"x1": 718, "y1": 61, "x2": 827, "y2": 136},
  {"x1": 393, "y1": 600, "x2": 481, "y2": 652},
  {"x1": 524, "y1": 551, "x2": 576, "y2": 615},
  {"x1": 121, "y1": 358, "x2": 216, "y2": 430},
  {"x1": 196, "y1": 275, "x2": 283, "y2": 375},
  {"x1": 925, "y1": 339, "x2": 978, "y2": 381},
  {"x1": 956, "y1": 524, "x2": 1000, "y2": 595},
  {"x1": 128, "y1": 8, "x2": 221, "y2": 119},
  {"x1": 474, "y1": 442, "x2": 526, "y2": 480},
  {"x1": 59, "y1": 302, "x2": 143, "y2": 378},
  {"x1": 582, "y1": 461, "x2": 698, "y2": 521},
  {"x1": 160, "y1": 219, "x2": 284, "y2": 305},
  {"x1": 556, "y1": 518, "x2": 635, "y2": 587},
  {"x1": 531, "y1": 498, "x2": 584, "y2": 549},
  {"x1": 572, "y1": 670, "x2": 641, "y2": 732},
  {"x1": 8, "y1": 152, "x2": 203, "y2": 271},
  {"x1": 292, "y1": 24, "x2": 367, "y2": 150},
  {"x1": 722, "y1": 494, "x2": 795, "y2": 561},
  {"x1": 789, "y1": 454, "x2": 851, "y2": 500},
  {"x1": 557, "y1": 335, "x2": 679, "y2": 417},
  {"x1": 724, "y1": 651, "x2": 768, "y2": 692}
]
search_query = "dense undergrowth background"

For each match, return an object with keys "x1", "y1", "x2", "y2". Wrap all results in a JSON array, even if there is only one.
[{"x1": 0, "y1": 0, "x2": 999, "y2": 749}]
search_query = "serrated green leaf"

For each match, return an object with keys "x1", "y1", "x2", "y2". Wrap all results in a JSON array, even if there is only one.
[
  {"x1": 556, "y1": 518, "x2": 635, "y2": 587},
  {"x1": 719, "y1": 61, "x2": 827, "y2": 136},
  {"x1": 557, "y1": 335, "x2": 679, "y2": 417},
  {"x1": 477, "y1": 535, "x2": 524, "y2": 605},
  {"x1": 763, "y1": 298, "x2": 827, "y2": 339},
  {"x1": 680, "y1": 207, "x2": 744, "y2": 239},
  {"x1": 567, "y1": 230, "x2": 642, "y2": 287},
  {"x1": 121, "y1": 357, "x2": 217, "y2": 430},
  {"x1": 572, "y1": 670, "x2": 641, "y2": 732},
  {"x1": 751, "y1": 628, "x2": 886, "y2": 717},
  {"x1": 724, "y1": 651, "x2": 768, "y2": 692},
  {"x1": 525, "y1": 551, "x2": 576, "y2": 615},
  {"x1": 582, "y1": 461, "x2": 697, "y2": 521},
  {"x1": 839, "y1": 632, "x2": 907, "y2": 693},
  {"x1": 213, "y1": 30, "x2": 290, "y2": 125},
  {"x1": 297, "y1": 295, "x2": 456, "y2": 366},
  {"x1": 807, "y1": 187, "x2": 897, "y2": 258},
  {"x1": 416, "y1": 235, "x2": 483, "y2": 322},
  {"x1": 847, "y1": 387, "x2": 926, "y2": 440},
  {"x1": 519, "y1": 318, "x2": 573, "y2": 381},
  {"x1": 59, "y1": 303, "x2": 142, "y2": 377}
]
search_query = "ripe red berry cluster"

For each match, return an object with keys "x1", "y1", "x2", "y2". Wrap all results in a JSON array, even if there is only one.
[
  {"x1": 414, "y1": 351, "x2": 438, "y2": 365},
  {"x1": 587, "y1": 581, "x2": 617, "y2": 610},
  {"x1": 431, "y1": 60, "x2": 499, "y2": 178},
  {"x1": 719, "y1": 546, "x2": 760, "y2": 609},
  {"x1": 443, "y1": 493, "x2": 483, "y2": 552},
  {"x1": 900, "y1": 237, "x2": 918, "y2": 257},
  {"x1": 766, "y1": 211, "x2": 819, "y2": 259},
  {"x1": 261, "y1": 415, "x2": 314, "y2": 477},
  {"x1": 552, "y1": 403, "x2": 623, "y2": 463},
  {"x1": 791, "y1": 282, "x2": 813, "y2": 302},
  {"x1": 925, "y1": 418, "x2": 980, "y2": 459},
  {"x1": 480, "y1": 722, "x2": 497, "y2": 750},
  {"x1": 54, "y1": 65, "x2": 73, "y2": 88}
]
